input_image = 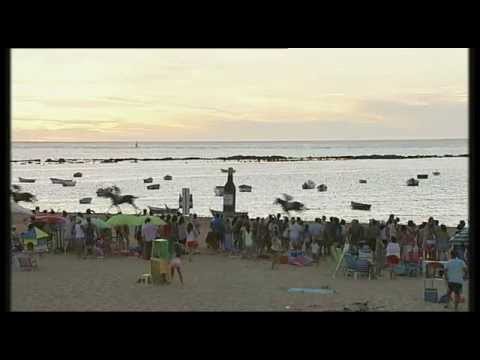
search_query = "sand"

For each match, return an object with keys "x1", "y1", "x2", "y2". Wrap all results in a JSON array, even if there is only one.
[{"x1": 10, "y1": 250, "x2": 469, "y2": 312}]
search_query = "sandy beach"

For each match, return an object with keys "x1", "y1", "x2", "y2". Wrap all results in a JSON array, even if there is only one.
[{"x1": 10, "y1": 249, "x2": 468, "y2": 312}]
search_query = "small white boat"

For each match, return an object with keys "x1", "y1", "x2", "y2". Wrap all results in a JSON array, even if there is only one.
[
  {"x1": 79, "y1": 197, "x2": 92, "y2": 204},
  {"x1": 19, "y1": 177, "x2": 36, "y2": 183},
  {"x1": 164, "y1": 175, "x2": 173, "y2": 181},
  {"x1": 62, "y1": 180, "x2": 76, "y2": 187},
  {"x1": 317, "y1": 184, "x2": 328, "y2": 192},
  {"x1": 214, "y1": 186, "x2": 225, "y2": 196},
  {"x1": 407, "y1": 178, "x2": 419, "y2": 186},
  {"x1": 239, "y1": 184, "x2": 252, "y2": 192},
  {"x1": 302, "y1": 180, "x2": 316, "y2": 190}
]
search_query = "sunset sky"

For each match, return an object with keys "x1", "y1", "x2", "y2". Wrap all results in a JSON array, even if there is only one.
[{"x1": 11, "y1": 48, "x2": 468, "y2": 142}]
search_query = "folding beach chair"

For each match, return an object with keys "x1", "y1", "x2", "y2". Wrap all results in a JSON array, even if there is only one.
[
  {"x1": 14, "y1": 253, "x2": 38, "y2": 271},
  {"x1": 343, "y1": 253, "x2": 360, "y2": 279}
]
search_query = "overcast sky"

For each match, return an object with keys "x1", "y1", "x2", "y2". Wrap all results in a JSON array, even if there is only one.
[{"x1": 11, "y1": 48, "x2": 468, "y2": 142}]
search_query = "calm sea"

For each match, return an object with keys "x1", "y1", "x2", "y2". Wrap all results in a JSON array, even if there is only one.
[{"x1": 11, "y1": 139, "x2": 469, "y2": 226}]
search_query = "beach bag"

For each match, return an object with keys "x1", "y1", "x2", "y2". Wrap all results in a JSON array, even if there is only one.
[{"x1": 438, "y1": 294, "x2": 449, "y2": 304}]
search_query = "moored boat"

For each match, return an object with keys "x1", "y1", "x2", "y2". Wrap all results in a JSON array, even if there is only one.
[
  {"x1": 351, "y1": 201, "x2": 371, "y2": 211},
  {"x1": 417, "y1": 174, "x2": 428, "y2": 179},
  {"x1": 143, "y1": 177, "x2": 153, "y2": 183},
  {"x1": 359, "y1": 179, "x2": 367, "y2": 184},
  {"x1": 221, "y1": 168, "x2": 236, "y2": 173},
  {"x1": 19, "y1": 177, "x2": 36, "y2": 183},
  {"x1": 163, "y1": 175, "x2": 173, "y2": 180},
  {"x1": 239, "y1": 184, "x2": 252, "y2": 192},
  {"x1": 62, "y1": 180, "x2": 76, "y2": 187},
  {"x1": 79, "y1": 197, "x2": 92, "y2": 204},
  {"x1": 147, "y1": 184, "x2": 160, "y2": 190},
  {"x1": 73, "y1": 172, "x2": 82, "y2": 178},
  {"x1": 148, "y1": 205, "x2": 178, "y2": 215},
  {"x1": 302, "y1": 180, "x2": 316, "y2": 189},
  {"x1": 50, "y1": 177, "x2": 69, "y2": 184},
  {"x1": 214, "y1": 186, "x2": 225, "y2": 196},
  {"x1": 317, "y1": 184, "x2": 328, "y2": 192},
  {"x1": 210, "y1": 209, "x2": 248, "y2": 217},
  {"x1": 432, "y1": 171, "x2": 440, "y2": 176},
  {"x1": 407, "y1": 178, "x2": 419, "y2": 186}
]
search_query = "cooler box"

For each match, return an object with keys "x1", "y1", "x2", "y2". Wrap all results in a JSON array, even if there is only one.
[
  {"x1": 424, "y1": 279, "x2": 439, "y2": 303},
  {"x1": 151, "y1": 239, "x2": 169, "y2": 260},
  {"x1": 151, "y1": 257, "x2": 170, "y2": 284}
]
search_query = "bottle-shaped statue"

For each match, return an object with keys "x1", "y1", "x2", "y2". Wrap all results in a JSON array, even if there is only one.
[{"x1": 223, "y1": 167, "x2": 236, "y2": 218}]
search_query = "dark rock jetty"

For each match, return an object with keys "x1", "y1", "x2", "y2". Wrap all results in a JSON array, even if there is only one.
[{"x1": 11, "y1": 153, "x2": 468, "y2": 164}]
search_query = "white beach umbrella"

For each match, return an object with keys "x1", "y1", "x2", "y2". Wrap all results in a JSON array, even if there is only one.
[
  {"x1": 11, "y1": 201, "x2": 33, "y2": 232},
  {"x1": 11, "y1": 201, "x2": 33, "y2": 217}
]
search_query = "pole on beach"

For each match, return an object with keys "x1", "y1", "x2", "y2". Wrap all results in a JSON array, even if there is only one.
[{"x1": 332, "y1": 242, "x2": 350, "y2": 279}]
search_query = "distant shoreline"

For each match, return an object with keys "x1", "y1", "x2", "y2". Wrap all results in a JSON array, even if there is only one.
[
  {"x1": 11, "y1": 138, "x2": 468, "y2": 143},
  {"x1": 10, "y1": 153, "x2": 469, "y2": 164}
]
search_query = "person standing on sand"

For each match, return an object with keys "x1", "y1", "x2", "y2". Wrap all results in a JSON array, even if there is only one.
[
  {"x1": 223, "y1": 218, "x2": 233, "y2": 253},
  {"x1": 374, "y1": 229, "x2": 386, "y2": 278},
  {"x1": 177, "y1": 216, "x2": 187, "y2": 247},
  {"x1": 271, "y1": 225, "x2": 283, "y2": 269},
  {"x1": 424, "y1": 218, "x2": 437, "y2": 260},
  {"x1": 444, "y1": 250, "x2": 467, "y2": 311},
  {"x1": 436, "y1": 224, "x2": 451, "y2": 261},
  {"x1": 74, "y1": 219, "x2": 86, "y2": 258},
  {"x1": 192, "y1": 214, "x2": 201, "y2": 240},
  {"x1": 186, "y1": 222, "x2": 199, "y2": 261},
  {"x1": 386, "y1": 236, "x2": 401, "y2": 279},
  {"x1": 241, "y1": 222, "x2": 253, "y2": 258},
  {"x1": 83, "y1": 217, "x2": 97, "y2": 259},
  {"x1": 170, "y1": 242, "x2": 184, "y2": 285},
  {"x1": 211, "y1": 214, "x2": 221, "y2": 250},
  {"x1": 397, "y1": 225, "x2": 409, "y2": 261},
  {"x1": 288, "y1": 218, "x2": 301, "y2": 251},
  {"x1": 142, "y1": 218, "x2": 157, "y2": 260}
]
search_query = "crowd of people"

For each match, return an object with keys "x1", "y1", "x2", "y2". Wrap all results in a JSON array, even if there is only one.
[{"x1": 207, "y1": 213, "x2": 467, "y2": 263}]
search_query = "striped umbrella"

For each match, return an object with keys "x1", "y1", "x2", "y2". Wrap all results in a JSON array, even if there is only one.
[{"x1": 449, "y1": 227, "x2": 469, "y2": 246}]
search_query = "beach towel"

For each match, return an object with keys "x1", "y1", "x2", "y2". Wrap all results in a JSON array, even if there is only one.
[{"x1": 288, "y1": 288, "x2": 335, "y2": 295}]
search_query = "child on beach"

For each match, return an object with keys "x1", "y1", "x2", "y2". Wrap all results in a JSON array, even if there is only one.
[{"x1": 170, "y1": 242, "x2": 184, "y2": 285}]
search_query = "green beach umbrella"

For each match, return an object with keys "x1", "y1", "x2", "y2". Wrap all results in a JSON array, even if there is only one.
[
  {"x1": 34, "y1": 227, "x2": 49, "y2": 239},
  {"x1": 81, "y1": 218, "x2": 111, "y2": 229},
  {"x1": 106, "y1": 214, "x2": 143, "y2": 227},
  {"x1": 22, "y1": 227, "x2": 49, "y2": 246},
  {"x1": 136, "y1": 216, "x2": 166, "y2": 226}
]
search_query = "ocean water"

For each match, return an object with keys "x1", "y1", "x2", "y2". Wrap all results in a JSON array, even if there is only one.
[{"x1": 10, "y1": 139, "x2": 469, "y2": 226}]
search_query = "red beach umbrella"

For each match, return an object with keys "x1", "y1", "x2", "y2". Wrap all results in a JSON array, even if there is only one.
[{"x1": 34, "y1": 214, "x2": 68, "y2": 225}]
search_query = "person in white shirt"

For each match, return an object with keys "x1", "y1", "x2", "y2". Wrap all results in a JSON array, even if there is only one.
[
  {"x1": 386, "y1": 236, "x2": 401, "y2": 279},
  {"x1": 289, "y1": 220, "x2": 303, "y2": 250},
  {"x1": 74, "y1": 220, "x2": 85, "y2": 258}
]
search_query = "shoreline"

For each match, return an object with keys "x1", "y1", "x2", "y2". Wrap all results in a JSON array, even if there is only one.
[{"x1": 11, "y1": 153, "x2": 469, "y2": 164}]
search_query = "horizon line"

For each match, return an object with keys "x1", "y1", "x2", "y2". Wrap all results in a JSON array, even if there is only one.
[{"x1": 11, "y1": 137, "x2": 469, "y2": 143}]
